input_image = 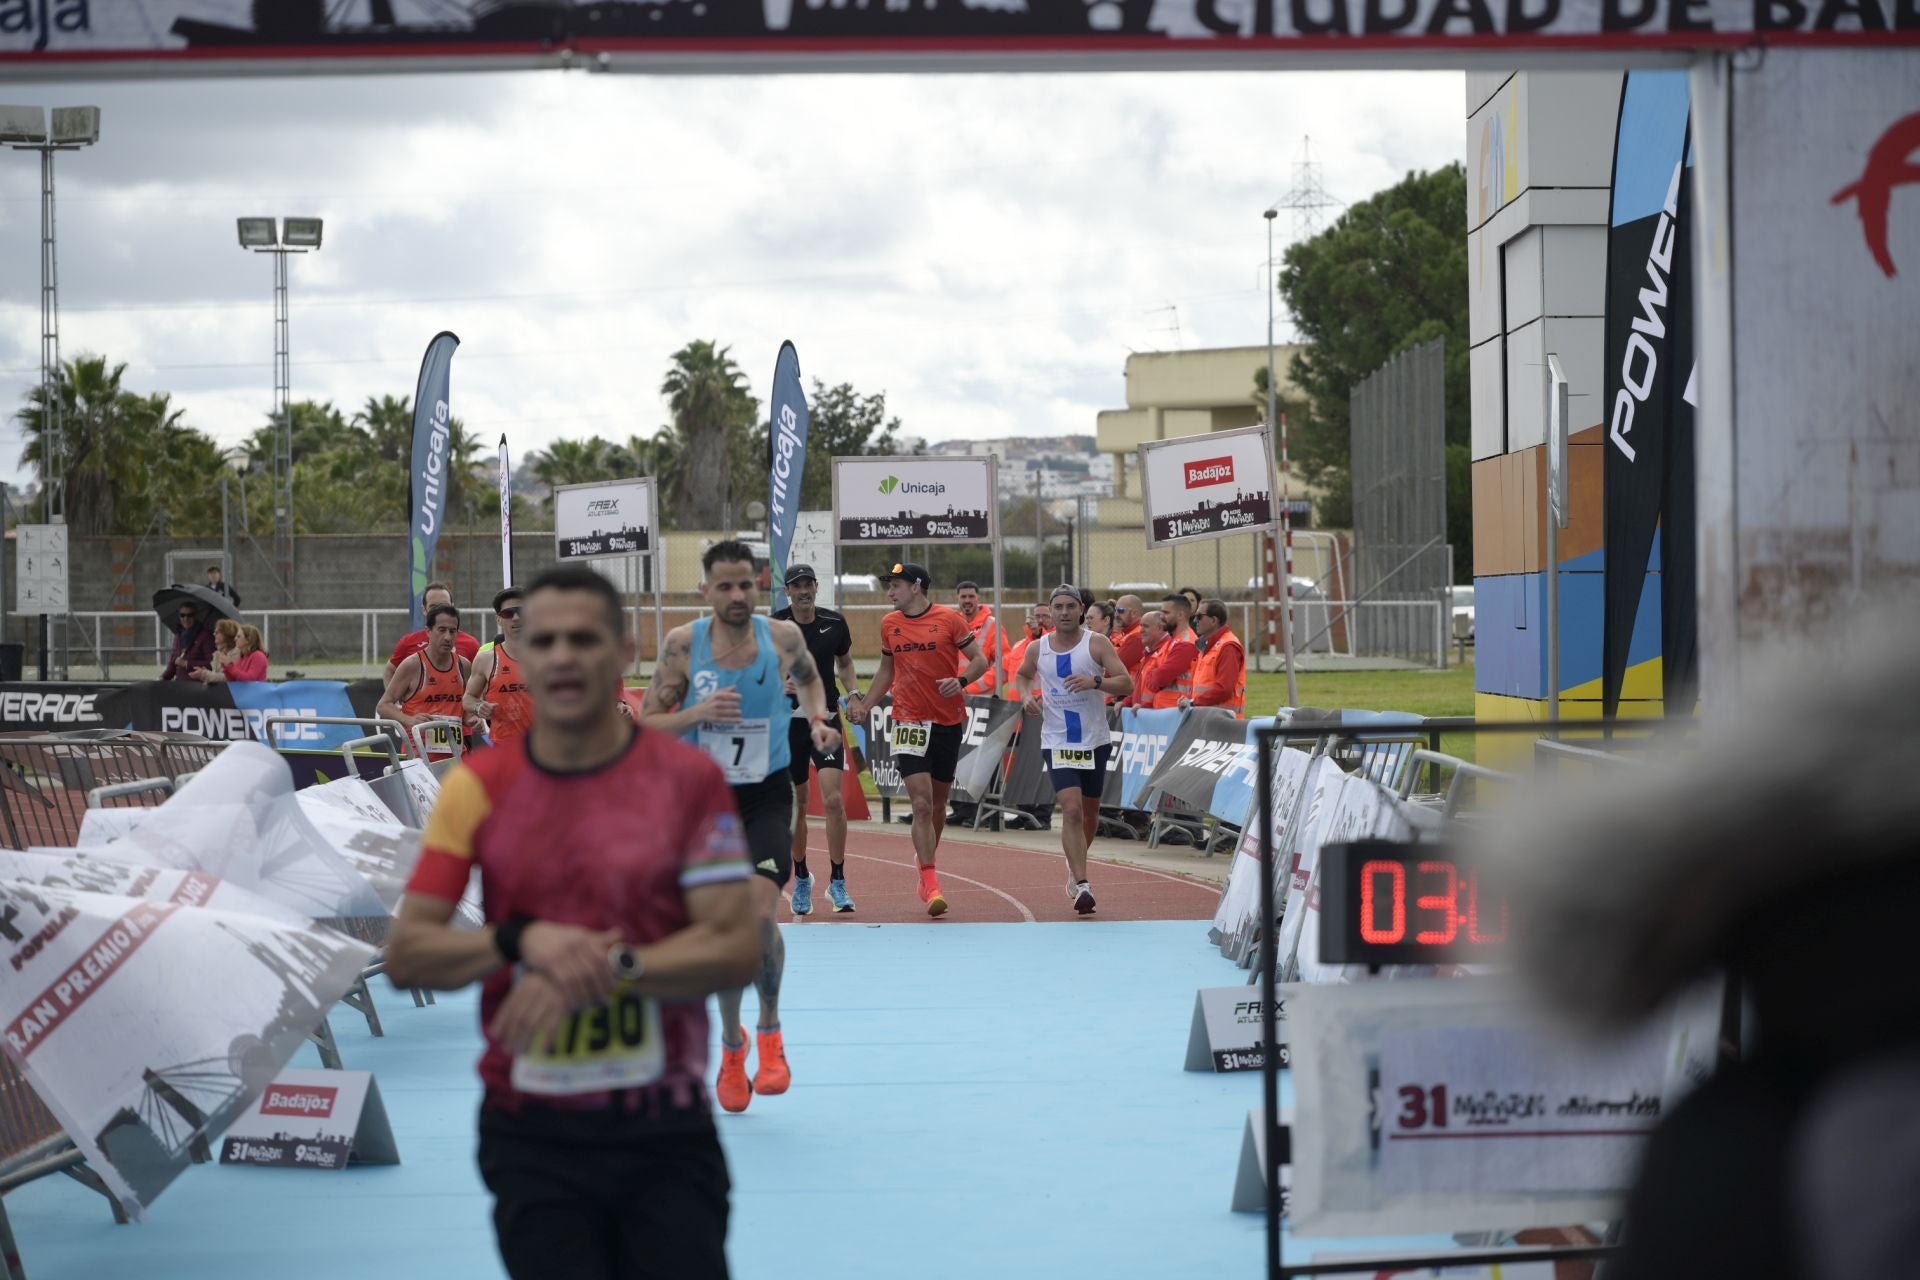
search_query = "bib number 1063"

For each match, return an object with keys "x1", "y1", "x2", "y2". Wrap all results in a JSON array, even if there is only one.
[{"x1": 892, "y1": 722, "x2": 931, "y2": 757}]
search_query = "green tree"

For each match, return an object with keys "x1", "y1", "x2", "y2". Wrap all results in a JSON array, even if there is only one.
[
  {"x1": 1278, "y1": 162, "x2": 1471, "y2": 574},
  {"x1": 15, "y1": 355, "x2": 223, "y2": 536},
  {"x1": 791, "y1": 380, "x2": 907, "y2": 512},
  {"x1": 660, "y1": 340, "x2": 757, "y2": 530},
  {"x1": 529, "y1": 437, "x2": 628, "y2": 510}
]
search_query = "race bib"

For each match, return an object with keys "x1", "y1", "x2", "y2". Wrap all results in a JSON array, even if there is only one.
[
  {"x1": 891, "y1": 721, "x2": 932, "y2": 757},
  {"x1": 510, "y1": 980, "x2": 665, "y2": 1096},
  {"x1": 698, "y1": 718, "x2": 771, "y2": 783},
  {"x1": 1051, "y1": 746, "x2": 1098, "y2": 771},
  {"x1": 418, "y1": 718, "x2": 464, "y2": 753}
]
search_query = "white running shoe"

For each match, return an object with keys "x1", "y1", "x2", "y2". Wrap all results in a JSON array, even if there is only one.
[{"x1": 1070, "y1": 881, "x2": 1097, "y2": 915}]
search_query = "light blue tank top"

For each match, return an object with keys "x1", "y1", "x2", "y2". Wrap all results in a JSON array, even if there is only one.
[{"x1": 686, "y1": 615, "x2": 791, "y2": 784}]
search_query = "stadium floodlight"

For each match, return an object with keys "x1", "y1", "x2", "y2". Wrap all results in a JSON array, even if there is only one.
[
  {"x1": 280, "y1": 217, "x2": 323, "y2": 249},
  {"x1": 49, "y1": 107, "x2": 99, "y2": 145},
  {"x1": 0, "y1": 105, "x2": 48, "y2": 145},
  {"x1": 237, "y1": 217, "x2": 278, "y2": 248}
]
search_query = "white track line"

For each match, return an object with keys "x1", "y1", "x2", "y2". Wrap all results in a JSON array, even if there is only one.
[
  {"x1": 938, "y1": 834, "x2": 1223, "y2": 896},
  {"x1": 843, "y1": 850, "x2": 1038, "y2": 923}
]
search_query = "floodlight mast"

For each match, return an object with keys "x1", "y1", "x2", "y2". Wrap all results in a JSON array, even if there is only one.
[{"x1": 237, "y1": 217, "x2": 323, "y2": 611}]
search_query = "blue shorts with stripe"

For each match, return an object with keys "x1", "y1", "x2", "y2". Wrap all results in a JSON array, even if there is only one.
[{"x1": 1045, "y1": 742, "x2": 1113, "y2": 797}]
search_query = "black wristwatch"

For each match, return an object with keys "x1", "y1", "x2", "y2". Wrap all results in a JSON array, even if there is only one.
[{"x1": 494, "y1": 915, "x2": 534, "y2": 964}]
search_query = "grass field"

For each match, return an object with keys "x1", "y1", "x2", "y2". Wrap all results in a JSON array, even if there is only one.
[{"x1": 1246, "y1": 662, "x2": 1475, "y2": 719}]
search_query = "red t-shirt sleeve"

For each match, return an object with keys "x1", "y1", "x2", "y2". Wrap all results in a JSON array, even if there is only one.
[
  {"x1": 390, "y1": 631, "x2": 422, "y2": 666},
  {"x1": 678, "y1": 758, "x2": 753, "y2": 891},
  {"x1": 457, "y1": 633, "x2": 481, "y2": 662},
  {"x1": 948, "y1": 610, "x2": 970, "y2": 649}
]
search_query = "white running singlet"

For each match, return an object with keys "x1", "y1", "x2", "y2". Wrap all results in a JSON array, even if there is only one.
[{"x1": 1035, "y1": 629, "x2": 1111, "y2": 751}]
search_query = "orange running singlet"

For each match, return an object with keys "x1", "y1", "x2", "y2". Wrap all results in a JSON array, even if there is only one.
[{"x1": 485, "y1": 644, "x2": 534, "y2": 744}]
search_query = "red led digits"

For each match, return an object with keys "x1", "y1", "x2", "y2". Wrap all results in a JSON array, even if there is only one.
[
  {"x1": 1414, "y1": 861, "x2": 1460, "y2": 945},
  {"x1": 1359, "y1": 860, "x2": 1407, "y2": 944},
  {"x1": 1465, "y1": 869, "x2": 1508, "y2": 944}
]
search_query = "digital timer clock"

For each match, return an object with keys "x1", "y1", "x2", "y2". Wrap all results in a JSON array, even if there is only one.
[{"x1": 1317, "y1": 840, "x2": 1510, "y2": 966}]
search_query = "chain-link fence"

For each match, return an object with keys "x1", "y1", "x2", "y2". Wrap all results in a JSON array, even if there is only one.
[{"x1": 1348, "y1": 338, "x2": 1449, "y2": 664}]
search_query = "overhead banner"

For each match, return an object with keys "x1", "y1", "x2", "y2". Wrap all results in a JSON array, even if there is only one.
[
  {"x1": 0, "y1": 882, "x2": 370, "y2": 1217},
  {"x1": 768, "y1": 342, "x2": 811, "y2": 613},
  {"x1": 408, "y1": 331, "x2": 460, "y2": 631},
  {"x1": 1139, "y1": 424, "x2": 1280, "y2": 548},
  {"x1": 554, "y1": 477, "x2": 656, "y2": 561},
  {"x1": 498, "y1": 434, "x2": 514, "y2": 590},
  {"x1": 1602, "y1": 72, "x2": 1695, "y2": 718},
  {"x1": 833, "y1": 456, "x2": 996, "y2": 546},
  {"x1": 0, "y1": 4, "x2": 1898, "y2": 75}
]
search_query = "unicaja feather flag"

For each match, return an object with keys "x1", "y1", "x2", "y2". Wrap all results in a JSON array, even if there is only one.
[
  {"x1": 498, "y1": 434, "x2": 514, "y2": 589},
  {"x1": 767, "y1": 341, "x2": 811, "y2": 612},
  {"x1": 408, "y1": 331, "x2": 461, "y2": 630}
]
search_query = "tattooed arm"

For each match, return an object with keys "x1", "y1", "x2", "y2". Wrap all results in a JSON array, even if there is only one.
[{"x1": 640, "y1": 626, "x2": 738, "y2": 734}]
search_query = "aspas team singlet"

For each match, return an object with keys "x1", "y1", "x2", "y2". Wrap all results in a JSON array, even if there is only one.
[
  {"x1": 685, "y1": 615, "x2": 791, "y2": 786},
  {"x1": 484, "y1": 644, "x2": 534, "y2": 744},
  {"x1": 403, "y1": 652, "x2": 468, "y2": 755}
]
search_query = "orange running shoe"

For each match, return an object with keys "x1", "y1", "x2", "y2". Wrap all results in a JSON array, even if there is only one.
[
  {"x1": 918, "y1": 868, "x2": 949, "y2": 918},
  {"x1": 754, "y1": 1026, "x2": 791, "y2": 1096},
  {"x1": 716, "y1": 1030, "x2": 752, "y2": 1113}
]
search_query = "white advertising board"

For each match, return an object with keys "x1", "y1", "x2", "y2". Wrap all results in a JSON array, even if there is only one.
[
  {"x1": 1138, "y1": 424, "x2": 1281, "y2": 548},
  {"x1": 832, "y1": 456, "x2": 996, "y2": 546},
  {"x1": 1288, "y1": 977, "x2": 1719, "y2": 1237},
  {"x1": 219, "y1": 1067, "x2": 398, "y2": 1171},
  {"x1": 553, "y1": 477, "x2": 655, "y2": 562},
  {"x1": 789, "y1": 510, "x2": 836, "y2": 608},
  {"x1": 0, "y1": 884, "x2": 371, "y2": 1216},
  {"x1": 14, "y1": 524, "x2": 70, "y2": 616}
]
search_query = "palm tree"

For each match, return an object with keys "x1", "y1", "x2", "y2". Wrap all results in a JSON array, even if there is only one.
[
  {"x1": 530, "y1": 437, "x2": 626, "y2": 511},
  {"x1": 17, "y1": 355, "x2": 166, "y2": 535},
  {"x1": 660, "y1": 340, "x2": 756, "y2": 530}
]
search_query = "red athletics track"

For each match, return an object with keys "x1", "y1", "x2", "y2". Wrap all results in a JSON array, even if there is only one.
[{"x1": 782, "y1": 825, "x2": 1222, "y2": 925}]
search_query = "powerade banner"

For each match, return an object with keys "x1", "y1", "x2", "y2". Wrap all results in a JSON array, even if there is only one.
[
  {"x1": 0, "y1": 681, "x2": 117, "y2": 733},
  {"x1": 96, "y1": 680, "x2": 362, "y2": 750},
  {"x1": 1204, "y1": 716, "x2": 1278, "y2": 830},
  {"x1": 408, "y1": 331, "x2": 460, "y2": 630},
  {"x1": 0, "y1": 4, "x2": 1897, "y2": 73},
  {"x1": 1602, "y1": 73, "x2": 1696, "y2": 717},
  {"x1": 1139, "y1": 707, "x2": 1248, "y2": 814},
  {"x1": 767, "y1": 341, "x2": 810, "y2": 613},
  {"x1": 1115, "y1": 707, "x2": 1185, "y2": 809}
]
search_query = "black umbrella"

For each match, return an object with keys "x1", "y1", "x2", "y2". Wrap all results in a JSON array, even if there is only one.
[{"x1": 153, "y1": 583, "x2": 242, "y2": 634}]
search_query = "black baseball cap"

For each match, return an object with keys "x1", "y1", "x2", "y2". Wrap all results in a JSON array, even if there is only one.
[
  {"x1": 784, "y1": 563, "x2": 818, "y2": 586},
  {"x1": 879, "y1": 562, "x2": 932, "y2": 590}
]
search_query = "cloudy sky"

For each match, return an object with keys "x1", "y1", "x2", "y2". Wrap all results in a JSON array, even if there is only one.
[{"x1": 0, "y1": 67, "x2": 1464, "y2": 487}]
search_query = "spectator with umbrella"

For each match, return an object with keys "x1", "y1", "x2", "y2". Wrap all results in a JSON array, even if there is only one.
[{"x1": 153, "y1": 584, "x2": 240, "y2": 682}]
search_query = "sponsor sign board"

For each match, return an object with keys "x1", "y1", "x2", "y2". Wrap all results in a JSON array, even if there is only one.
[
  {"x1": 1139, "y1": 424, "x2": 1281, "y2": 548},
  {"x1": 0, "y1": 682, "x2": 115, "y2": 733},
  {"x1": 14, "y1": 524, "x2": 70, "y2": 616},
  {"x1": 553, "y1": 478, "x2": 656, "y2": 562},
  {"x1": 833, "y1": 456, "x2": 996, "y2": 545},
  {"x1": 1114, "y1": 707, "x2": 1184, "y2": 809},
  {"x1": 1185, "y1": 985, "x2": 1288, "y2": 1073},
  {"x1": 219, "y1": 1068, "x2": 399, "y2": 1172}
]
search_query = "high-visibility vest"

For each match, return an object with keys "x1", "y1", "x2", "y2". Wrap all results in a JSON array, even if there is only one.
[
  {"x1": 963, "y1": 609, "x2": 1004, "y2": 694},
  {"x1": 1148, "y1": 638, "x2": 1196, "y2": 710},
  {"x1": 1191, "y1": 627, "x2": 1247, "y2": 712}
]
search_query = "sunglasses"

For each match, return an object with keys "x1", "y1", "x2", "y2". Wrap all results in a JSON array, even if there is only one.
[{"x1": 497, "y1": 607, "x2": 522, "y2": 619}]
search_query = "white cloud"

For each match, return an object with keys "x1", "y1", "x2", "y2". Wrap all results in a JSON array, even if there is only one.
[{"x1": 0, "y1": 67, "x2": 1464, "y2": 485}]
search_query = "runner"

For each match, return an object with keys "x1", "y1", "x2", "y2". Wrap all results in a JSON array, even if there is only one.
[
  {"x1": 376, "y1": 603, "x2": 473, "y2": 756},
  {"x1": 385, "y1": 565, "x2": 762, "y2": 1280},
  {"x1": 1011, "y1": 586, "x2": 1133, "y2": 914},
  {"x1": 385, "y1": 580, "x2": 481, "y2": 681},
  {"x1": 845, "y1": 562, "x2": 988, "y2": 917},
  {"x1": 770, "y1": 563, "x2": 859, "y2": 916},
  {"x1": 955, "y1": 579, "x2": 1005, "y2": 696},
  {"x1": 465, "y1": 586, "x2": 535, "y2": 747},
  {"x1": 642, "y1": 541, "x2": 841, "y2": 1113}
]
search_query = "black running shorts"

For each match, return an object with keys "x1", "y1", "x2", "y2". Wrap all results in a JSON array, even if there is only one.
[
  {"x1": 894, "y1": 721, "x2": 964, "y2": 785},
  {"x1": 785, "y1": 717, "x2": 848, "y2": 786},
  {"x1": 478, "y1": 1103, "x2": 730, "y2": 1280},
  {"x1": 733, "y1": 771, "x2": 794, "y2": 888},
  {"x1": 1045, "y1": 742, "x2": 1114, "y2": 798}
]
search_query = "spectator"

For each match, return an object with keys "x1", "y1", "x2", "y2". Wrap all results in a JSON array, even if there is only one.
[
  {"x1": 385, "y1": 581, "x2": 481, "y2": 681},
  {"x1": 205, "y1": 564, "x2": 242, "y2": 611},
  {"x1": 1085, "y1": 601, "x2": 1114, "y2": 637},
  {"x1": 197, "y1": 625, "x2": 269, "y2": 683},
  {"x1": 162, "y1": 603, "x2": 216, "y2": 681},
  {"x1": 1182, "y1": 598, "x2": 1246, "y2": 713},
  {"x1": 955, "y1": 579, "x2": 1007, "y2": 697},
  {"x1": 207, "y1": 619, "x2": 241, "y2": 676},
  {"x1": 1000, "y1": 605, "x2": 1051, "y2": 698},
  {"x1": 1179, "y1": 586, "x2": 1202, "y2": 615},
  {"x1": 1137, "y1": 608, "x2": 1198, "y2": 709},
  {"x1": 1112, "y1": 594, "x2": 1147, "y2": 693}
]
